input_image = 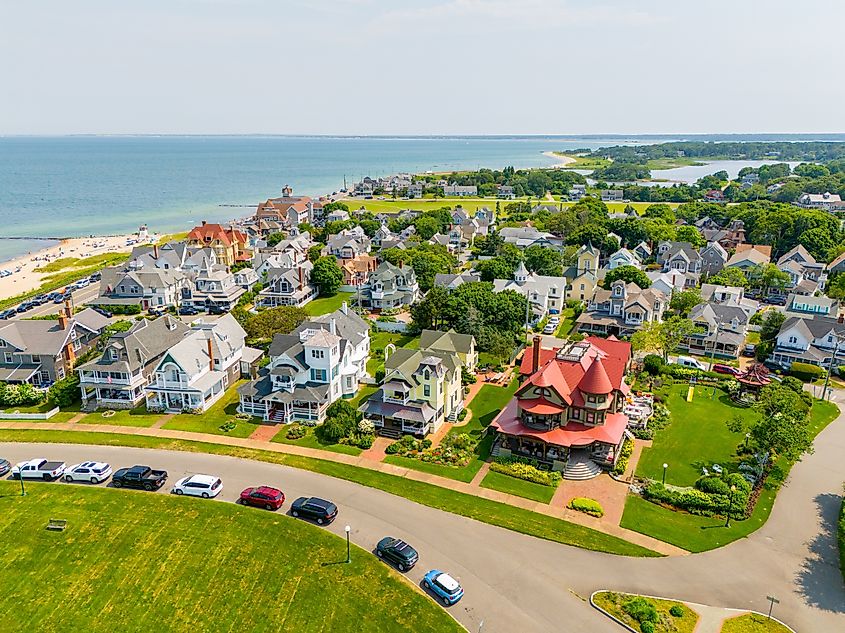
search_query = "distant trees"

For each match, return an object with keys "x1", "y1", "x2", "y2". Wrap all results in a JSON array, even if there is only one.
[
  {"x1": 243, "y1": 306, "x2": 307, "y2": 343},
  {"x1": 669, "y1": 289, "x2": 702, "y2": 317}
]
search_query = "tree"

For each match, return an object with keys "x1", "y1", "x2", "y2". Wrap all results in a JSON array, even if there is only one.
[
  {"x1": 524, "y1": 244, "x2": 563, "y2": 276},
  {"x1": 413, "y1": 215, "x2": 441, "y2": 240},
  {"x1": 321, "y1": 400, "x2": 360, "y2": 442},
  {"x1": 243, "y1": 306, "x2": 307, "y2": 341},
  {"x1": 266, "y1": 232, "x2": 286, "y2": 247},
  {"x1": 675, "y1": 225, "x2": 705, "y2": 248},
  {"x1": 604, "y1": 265, "x2": 651, "y2": 289},
  {"x1": 311, "y1": 256, "x2": 343, "y2": 296},
  {"x1": 759, "y1": 309, "x2": 786, "y2": 342},
  {"x1": 307, "y1": 244, "x2": 323, "y2": 262},
  {"x1": 751, "y1": 384, "x2": 812, "y2": 461},
  {"x1": 475, "y1": 257, "x2": 516, "y2": 282},
  {"x1": 669, "y1": 288, "x2": 702, "y2": 317},
  {"x1": 709, "y1": 267, "x2": 748, "y2": 288},
  {"x1": 750, "y1": 263, "x2": 790, "y2": 296},
  {"x1": 631, "y1": 317, "x2": 698, "y2": 361},
  {"x1": 825, "y1": 273, "x2": 845, "y2": 300}
]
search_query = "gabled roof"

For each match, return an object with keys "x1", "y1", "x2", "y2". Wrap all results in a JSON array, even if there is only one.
[{"x1": 419, "y1": 329, "x2": 475, "y2": 355}]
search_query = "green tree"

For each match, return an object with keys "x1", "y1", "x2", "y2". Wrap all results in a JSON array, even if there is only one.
[
  {"x1": 321, "y1": 400, "x2": 360, "y2": 442},
  {"x1": 709, "y1": 267, "x2": 748, "y2": 288},
  {"x1": 751, "y1": 384, "x2": 812, "y2": 461},
  {"x1": 524, "y1": 244, "x2": 563, "y2": 276},
  {"x1": 307, "y1": 244, "x2": 323, "y2": 262},
  {"x1": 750, "y1": 263, "x2": 790, "y2": 296},
  {"x1": 413, "y1": 215, "x2": 441, "y2": 240},
  {"x1": 675, "y1": 225, "x2": 705, "y2": 248},
  {"x1": 243, "y1": 306, "x2": 307, "y2": 342},
  {"x1": 311, "y1": 256, "x2": 343, "y2": 296},
  {"x1": 603, "y1": 265, "x2": 651, "y2": 289},
  {"x1": 632, "y1": 317, "x2": 699, "y2": 361},
  {"x1": 266, "y1": 232, "x2": 286, "y2": 247},
  {"x1": 669, "y1": 288, "x2": 702, "y2": 317}
]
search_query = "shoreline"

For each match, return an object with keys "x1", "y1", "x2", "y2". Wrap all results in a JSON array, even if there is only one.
[{"x1": 542, "y1": 151, "x2": 577, "y2": 167}]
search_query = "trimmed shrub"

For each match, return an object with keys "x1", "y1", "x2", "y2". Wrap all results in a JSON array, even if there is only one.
[
  {"x1": 640, "y1": 622, "x2": 655, "y2": 633},
  {"x1": 669, "y1": 605, "x2": 685, "y2": 618},
  {"x1": 490, "y1": 456, "x2": 562, "y2": 487},
  {"x1": 622, "y1": 596, "x2": 658, "y2": 625},
  {"x1": 356, "y1": 434, "x2": 375, "y2": 449},
  {"x1": 48, "y1": 373, "x2": 81, "y2": 408},
  {"x1": 790, "y1": 361, "x2": 824, "y2": 382},
  {"x1": 568, "y1": 497, "x2": 604, "y2": 517},
  {"x1": 612, "y1": 437, "x2": 634, "y2": 475},
  {"x1": 285, "y1": 424, "x2": 307, "y2": 440},
  {"x1": 0, "y1": 382, "x2": 45, "y2": 408},
  {"x1": 642, "y1": 354, "x2": 664, "y2": 376}
]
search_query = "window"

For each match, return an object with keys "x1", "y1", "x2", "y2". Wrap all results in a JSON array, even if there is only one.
[
  {"x1": 424, "y1": 385, "x2": 431, "y2": 397},
  {"x1": 310, "y1": 368, "x2": 327, "y2": 382},
  {"x1": 311, "y1": 349, "x2": 325, "y2": 359},
  {"x1": 587, "y1": 395, "x2": 595, "y2": 403},
  {"x1": 3, "y1": 352, "x2": 11, "y2": 363},
  {"x1": 788, "y1": 336, "x2": 798, "y2": 344},
  {"x1": 424, "y1": 369, "x2": 430, "y2": 380}
]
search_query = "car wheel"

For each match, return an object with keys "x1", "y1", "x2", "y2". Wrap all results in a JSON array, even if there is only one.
[
  {"x1": 316, "y1": 517, "x2": 324, "y2": 525},
  {"x1": 175, "y1": 489, "x2": 183, "y2": 495},
  {"x1": 265, "y1": 504, "x2": 273, "y2": 511},
  {"x1": 397, "y1": 563, "x2": 405, "y2": 572},
  {"x1": 424, "y1": 580, "x2": 430, "y2": 589},
  {"x1": 143, "y1": 484, "x2": 153, "y2": 491},
  {"x1": 202, "y1": 492, "x2": 209, "y2": 499},
  {"x1": 64, "y1": 475, "x2": 73, "y2": 483},
  {"x1": 90, "y1": 477, "x2": 98, "y2": 484},
  {"x1": 442, "y1": 596, "x2": 450, "y2": 606},
  {"x1": 42, "y1": 474, "x2": 50, "y2": 481},
  {"x1": 291, "y1": 510, "x2": 299, "y2": 517},
  {"x1": 113, "y1": 480, "x2": 122, "y2": 488}
]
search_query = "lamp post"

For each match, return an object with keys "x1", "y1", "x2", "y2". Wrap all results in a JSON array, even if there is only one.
[
  {"x1": 725, "y1": 484, "x2": 737, "y2": 527},
  {"x1": 19, "y1": 473, "x2": 26, "y2": 497},
  {"x1": 662, "y1": 463, "x2": 668, "y2": 485},
  {"x1": 345, "y1": 525, "x2": 351, "y2": 564},
  {"x1": 744, "y1": 432, "x2": 751, "y2": 449}
]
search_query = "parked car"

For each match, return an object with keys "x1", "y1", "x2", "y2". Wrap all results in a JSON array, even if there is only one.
[
  {"x1": 423, "y1": 570, "x2": 464, "y2": 606},
  {"x1": 238, "y1": 485, "x2": 285, "y2": 510},
  {"x1": 179, "y1": 305, "x2": 200, "y2": 316},
  {"x1": 148, "y1": 307, "x2": 165, "y2": 317},
  {"x1": 89, "y1": 272, "x2": 102, "y2": 281},
  {"x1": 207, "y1": 305, "x2": 227, "y2": 315},
  {"x1": 16, "y1": 302, "x2": 33, "y2": 313},
  {"x1": 11, "y1": 458, "x2": 67, "y2": 480},
  {"x1": 111, "y1": 465, "x2": 168, "y2": 491},
  {"x1": 0, "y1": 458, "x2": 11, "y2": 476},
  {"x1": 290, "y1": 496, "x2": 337, "y2": 524},
  {"x1": 712, "y1": 364, "x2": 740, "y2": 376},
  {"x1": 674, "y1": 355, "x2": 707, "y2": 371},
  {"x1": 376, "y1": 537, "x2": 419, "y2": 572},
  {"x1": 0, "y1": 310, "x2": 15, "y2": 320},
  {"x1": 172, "y1": 474, "x2": 223, "y2": 498},
  {"x1": 53, "y1": 293, "x2": 67, "y2": 304},
  {"x1": 64, "y1": 461, "x2": 112, "y2": 484},
  {"x1": 92, "y1": 306, "x2": 113, "y2": 318},
  {"x1": 743, "y1": 343, "x2": 756, "y2": 357}
]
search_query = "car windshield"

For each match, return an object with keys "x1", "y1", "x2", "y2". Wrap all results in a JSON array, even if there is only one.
[{"x1": 211, "y1": 479, "x2": 221, "y2": 490}]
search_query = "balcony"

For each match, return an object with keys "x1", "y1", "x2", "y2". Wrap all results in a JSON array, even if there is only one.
[{"x1": 150, "y1": 377, "x2": 191, "y2": 390}]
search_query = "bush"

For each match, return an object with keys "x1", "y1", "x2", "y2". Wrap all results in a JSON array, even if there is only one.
[
  {"x1": 622, "y1": 596, "x2": 658, "y2": 625},
  {"x1": 0, "y1": 382, "x2": 45, "y2": 408},
  {"x1": 790, "y1": 361, "x2": 824, "y2": 381},
  {"x1": 285, "y1": 424, "x2": 307, "y2": 440},
  {"x1": 568, "y1": 497, "x2": 604, "y2": 517},
  {"x1": 642, "y1": 354, "x2": 664, "y2": 376},
  {"x1": 457, "y1": 409, "x2": 468, "y2": 421},
  {"x1": 356, "y1": 434, "x2": 374, "y2": 449},
  {"x1": 645, "y1": 472, "x2": 752, "y2": 518},
  {"x1": 490, "y1": 456, "x2": 562, "y2": 487},
  {"x1": 95, "y1": 303, "x2": 141, "y2": 315},
  {"x1": 612, "y1": 437, "x2": 634, "y2": 475},
  {"x1": 640, "y1": 622, "x2": 655, "y2": 633},
  {"x1": 48, "y1": 373, "x2": 81, "y2": 408},
  {"x1": 669, "y1": 605, "x2": 685, "y2": 618}
]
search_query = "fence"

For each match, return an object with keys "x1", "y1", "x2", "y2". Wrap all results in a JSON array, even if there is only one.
[
  {"x1": 373, "y1": 320, "x2": 409, "y2": 333},
  {"x1": 0, "y1": 406, "x2": 60, "y2": 420}
]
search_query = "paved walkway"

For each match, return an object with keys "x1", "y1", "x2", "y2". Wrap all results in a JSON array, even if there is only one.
[
  {"x1": 248, "y1": 424, "x2": 282, "y2": 442},
  {"x1": 469, "y1": 461, "x2": 491, "y2": 487},
  {"x1": 66, "y1": 413, "x2": 86, "y2": 424},
  {"x1": 359, "y1": 435, "x2": 391, "y2": 461},
  {"x1": 151, "y1": 413, "x2": 175, "y2": 430}
]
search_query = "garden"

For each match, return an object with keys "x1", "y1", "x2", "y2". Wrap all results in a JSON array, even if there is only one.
[
  {"x1": 479, "y1": 455, "x2": 561, "y2": 503},
  {"x1": 162, "y1": 382, "x2": 260, "y2": 438},
  {"x1": 272, "y1": 400, "x2": 371, "y2": 457},
  {"x1": 592, "y1": 591, "x2": 698, "y2": 633}
]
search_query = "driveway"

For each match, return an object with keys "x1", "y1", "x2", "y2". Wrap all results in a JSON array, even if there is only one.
[{"x1": 3, "y1": 393, "x2": 845, "y2": 632}]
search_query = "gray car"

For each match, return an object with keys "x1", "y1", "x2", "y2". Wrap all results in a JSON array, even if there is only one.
[{"x1": 0, "y1": 459, "x2": 11, "y2": 477}]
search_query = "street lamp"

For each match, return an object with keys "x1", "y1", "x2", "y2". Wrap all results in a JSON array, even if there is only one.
[
  {"x1": 662, "y1": 463, "x2": 668, "y2": 485},
  {"x1": 345, "y1": 525, "x2": 351, "y2": 564},
  {"x1": 19, "y1": 474, "x2": 26, "y2": 497},
  {"x1": 744, "y1": 432, "x2": 751, "y2": 449},
  {"x1": 725, "y1": 484, "x2": 737, "y2": 527}
]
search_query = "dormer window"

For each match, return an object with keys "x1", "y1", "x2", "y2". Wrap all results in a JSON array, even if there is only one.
[{"x1": 109, "y1": 349, "x2": 118, "y2": 360}]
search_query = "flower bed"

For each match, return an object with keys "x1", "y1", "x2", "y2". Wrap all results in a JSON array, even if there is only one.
[
  {"x1": 568, "y1": 497, "x2": 604, "y2": 518},
  {"x1": 386, "y1": 434, "x2": 477, "y2": 467},
  {"x1": 613, "y1": 437, "x2": 634, "y2": 475},
  {"x1": 642, "y1": 472, "x2": 752, "y2": 518},
  {"x1": 490, "y1": 456, "x2": 562, "y2": 487}
]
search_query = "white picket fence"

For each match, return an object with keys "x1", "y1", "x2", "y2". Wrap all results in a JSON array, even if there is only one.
[{"x1": 0, "y1": 406, "x2": 60, "y2": 420}]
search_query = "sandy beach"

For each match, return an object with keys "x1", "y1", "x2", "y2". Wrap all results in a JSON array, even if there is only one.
[
  {"x1": 0, "y1": 233, "x2": 149, "y2": 301},
  {"x1": 542, "y1": 151, "x2": 577, "y2": 167}
]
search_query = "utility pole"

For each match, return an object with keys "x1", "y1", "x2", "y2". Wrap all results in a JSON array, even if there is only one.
[
  {"x1": 821, "y1": 335, "x2": 842, "y2": 402},
  {"x1": 708, "y1": 319, "x2": 722, "y2": 372}
]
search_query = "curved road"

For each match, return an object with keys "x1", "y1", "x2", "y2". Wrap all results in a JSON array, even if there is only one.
[{"x1": 4, "y1": 398, "x2": 845, "y2": 632}]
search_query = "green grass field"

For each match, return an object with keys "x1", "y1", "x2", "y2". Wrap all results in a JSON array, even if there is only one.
[
  {"x1": 0, "y1": 481, "x2": 460, "y2": 632},
  {"x1": 304, "y1": 292, "x2": 355, "y2": 316},
  {"x1": 0, "y1": 401, "x2": 78, "y2": 424},
  {"x1": 479, "y1": 470, "x2": 556, "y2": 503},
  {"x1": 34, "y1": 252, "x2": 128, "y2": 273},
  {"x1": 162, "y1": 382, "x2": 260, "y2": 438},
  {"x1": 272, "y1": 425, "x2": 363, "y2": 456},
  {"x1": 0, "y1": 428, "x2": 659, "y2": 557},
  {"x1": 80, "y1": 406, "x2": 163, "y2": 428}
]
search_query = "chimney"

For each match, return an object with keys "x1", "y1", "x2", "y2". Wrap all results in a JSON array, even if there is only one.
[
  {"x1": 250, "y1": 364, "x2": 258, "y2": 380},
  {"x1": 201, "y1": 220, "x2": 207, "y2": 226},
  {"x1": 64, "y1": 341, "x2": 76, "y2": 366},
  {"x1": 298, "y1": 266, "x2": 304, "y2": 286},
  {"x1": 153, "y1": 243, "x2": 159, "y2": 259},
  {"x1": 532, "y1": 336, "x2": 542, "y2": 374},
  {"x1": 58, "y1": 311, "x2": 68, "y2": 330},
  {"x1": 341, "y1": 301, "x2": 348, "y2": 315},
  {"x1": 207, "y1": 337, "x2": 214, "y2": 371},
  {"x1": 839, "y1": 314, "x2": 844, "y2": 324},
  {"x1": 330, "y1": 318, "x2": 336, "y2": 335},
  {"x1": 64, "y1": 299, "x2": 73, "y2": 319}
]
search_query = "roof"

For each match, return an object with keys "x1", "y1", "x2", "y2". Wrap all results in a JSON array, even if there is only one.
[
  {"x1": 578, "y1": 356, "x2": 613, "y2": 394},
  {"x1": 79, "y1": 316, "x2": 191, "y2": 373},
  {"x1": 492, "y1": 400, "x2": 628, "y2": 448},
  {"x1": 726, "y1": 248, "x2": 770, "y2": 267},
  {"x1": 187, "y1": 223, "x2": 247, "y2": 247},
  {"x1": 419, "y1": 329, "x2": 475, "y2": 355},
  {"x1": 0, "y1": 309, "x2": 108, "y2": 356}
]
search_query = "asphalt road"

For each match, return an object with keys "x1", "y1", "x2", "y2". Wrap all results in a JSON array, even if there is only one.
[{"x1": 22, "y1": 282, "x2": 100, "y2": 318}]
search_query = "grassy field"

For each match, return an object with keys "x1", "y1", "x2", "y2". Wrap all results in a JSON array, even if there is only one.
[
  {"x1": 554, "y1": 307, "x2": 578, "y2": 338},
  {"x1": 272, "y1": 424, "x2": 363, "y2": 456},
  {"x1": 552, "y1": 153, "x2": 611, "y2": 171},
  {"x1": 0, "y1": 401, "x2": 78, "y2": 424},
  {"x1": 344, "y1": 197, "x2": 504, "y2": 215},
  {"x1": 479, "y1": 470, "x2": 556, "y2": 503},
  {"x1": 592, "y1": 591, "x2": 698, "y2": 633},
  {"x1": 156, "y1": 231, "x2": 189, "y2": 244},
  {"x1": 621, "y1": 398, "x2": 839, "y2": 552},
  {"x1": 720, "y1": 613, "x2": 792, "y2": 633},
  {"x1": 0, "y1": 428, "x2": 659, "y2": 557},
  {"x1": 162, "y1": 382, "x2": 260, "y2": 438},
  {"x1": 367, "y1": 331, "x2": 419, "y2": 375},
  {"x1": 34, "y1": 252, "x2": 128, "y2": 273},
  {"x1": 0, "y1": 481, "x2": 460, "y2": 632},
  {"x1": 81, "y1": 406, "x2": 163, "y2": 428},
  {"x1": 303, "y1": 292, "x2": 355, "y2": 316}
]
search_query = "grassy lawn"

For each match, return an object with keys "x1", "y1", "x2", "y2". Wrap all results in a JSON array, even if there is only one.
[
  {"x1": 344, "y1": 197, "x2": 506, "y2": 215},
  {"x1": 0, "y1": 401, "x2": 78, "y2": 423},
  {"x1": 592, "y1": 591, "x2": 698, "y2": 633},
  {"x1": 0, "y1": 428, "x2": 659, "y2": 557},
  {"x1": 0, "y1": 481, "x2": 459, "y2": 632},
  {"x1": 720, "y1": 613, "x2": 792, "y2": 633},
  {"x1": 621, "y1": 398, "x2": 839, "y2": 552},
  {"x1": 349, "y1": 384, "x2": 378, "y2": 408},
  {"x1": 272, "y1": 424, "x2": 362, "y2": 456},
  {"x1": 34, "y1": 252, "x2": 128, "y2": 273},
  {"x1": 80, "y1": 405, "x2": 163, "y2": 428},
  {"x1": 637, "y1": 385, "x2": 761, "y2": 487},
  {"x1": 162, "y1": 382, "x2": 260, "y2": 438},
  {"x1": 480, "y1": 470, "x2": 556, "y2": 503},
  {"x1": 745, "y1": 331, "x2": 761, "y2": 345},
  {"x1": 303, "y1": 292, "x2": 354, "y2": 316},
  {"x1": 554, "y1": 307, "x2": 577, "y2": 338},
  {"x1": 368, "y1": 331, "x2": 419, "y2": 375}
]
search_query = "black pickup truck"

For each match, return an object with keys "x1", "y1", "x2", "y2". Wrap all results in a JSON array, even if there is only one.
[{"x1": 111, "y1": 465, "x2": 168, "y2": 491}]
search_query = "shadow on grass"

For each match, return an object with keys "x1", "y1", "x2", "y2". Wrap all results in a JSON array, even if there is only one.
[
  {"x1": 320, "y1": 559, "x2": 349, "y2": 567},
  {"x1": 795, "y1": 492, "x2": 845, "y2": 613}
]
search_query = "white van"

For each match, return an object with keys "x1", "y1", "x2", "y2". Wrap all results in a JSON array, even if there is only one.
[{"x1": 675, "y1": 355, "x2": 707, "y2": 371}]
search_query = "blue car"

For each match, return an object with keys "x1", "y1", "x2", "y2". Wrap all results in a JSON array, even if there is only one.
[{"x1": 423, "y1": 570, "x2": 463, "y2": 606}]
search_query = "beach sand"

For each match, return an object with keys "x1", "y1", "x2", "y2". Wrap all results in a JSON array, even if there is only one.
[
  {"x1": 542, "y1": 151, "x2": 577, "y2": 167},
  {"x1": 0, "y1": 233, "x2": 147, "y2": 301}
]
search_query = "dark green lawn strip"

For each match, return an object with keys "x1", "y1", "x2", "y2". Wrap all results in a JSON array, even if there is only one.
[
  {"x1": 479, "y1": 470, "x2": 556, "y2": 504},
  {"x1": 0, "y1": 429, "x2": 660, "y2": 558},
  {"x1": 0, "y1": 481, "x2": 459, "y2": 632}
]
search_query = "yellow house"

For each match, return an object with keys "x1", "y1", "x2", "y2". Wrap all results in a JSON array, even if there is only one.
[
  {"x1": 418, "y1": 329, "x2": 478, "y2": 372},
  {"x1": 566, "y1": 243, "x2": 600, "y2": 302}
]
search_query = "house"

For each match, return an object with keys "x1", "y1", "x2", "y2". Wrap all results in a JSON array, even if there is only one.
[
  {"x1": 827, "y1": 251, "x2": 845, "y2": 275},
  {"x1": 324, "y1": 228, "x2": 372, "y2": 260},
  {"x1": 0, "y1": 306, "x2": 109, "y2": 386},
  {"x1": 233, "y1": 267, "x2": 259, "y2": 290},
  {"x1": 443, "y1": 184, "x2": 478, "y2": 197},
  {"x1": 704, "y1": 190, "x2": 726, "y2": 203},
  {"x1": 340, "y1": 254, "x2": 378, "y2": 287},
  {"x1": 563, "y1": 243, "x2": 601, "y2": 302},
  {"x1": 700, "y1": 283, "x2": 758, "y2": 317},
  {"x1": 77, "y1": 316, "x2": 191, "y2": 410},
  {"x1": 434, "y1": 270, "x2": 482, "y2": 290},
  {"x1": 493, "y1": 262, "x2": 568, "y2": 320},
  {"x1": 600, "y1": 189, "x2": 624, "y2": 202},
  {"x1": 498, "y1": 226, "x2": 561, "y2": 249},
  {"x1": 497, "y1": 185, "x2": 516, "y2": 199},
  {"x1": 633, "y1": 241, "x2": 652, "y2": 262},
  {"x1": 491, "y1": 337, "x2": 633, "y2": 477},
  {"x1": 769, "y1": 315, "x2": 845, "y2": 368},
  {"x1": 359, "y1": 334, "x2": 471, "y2": 437},
  {"x1": 186, "y1": 221, "x2": 250, "y2": 267},
  {"x1": 253, "y1": 231, "x2": 313, "y2": 276},
  {"x1": 256, "y1": 263, "x2": 319, "y2": 308},
  {"x1": 372, "y1": 223, "x2": 395, "y2": 248},
  {"x1": 575, "y1": 280, "x2": 667, "y2": 337},
  {"x1": 569, "y1": 184, "x2": 587, "y2": 201},
  {"x1": 679, "y1": 302, "x2": 748, "y2": 359},
  {"x1": 145, "y1": 314, "x2": 257, "y2": 413},
  {"x1": 180, "y1": 257, "x2": 245, "y2": 312},
  {"x1": 407, "y1": 183, "x2": 424, "y2": 198},
  {"x1": 418, "y1": 329, "x2": 478, "y2": 372},
  {"x1": 606, "y1": 248, "x2": 641, "y2": 270},
  {"x1": 699, "y1": 241, "x2": 729, "y2": 276},
  {"x1": 96, "y1": 265, "x2": 188, "y2": 311},
  {"x1": 726, "y1": 244, "x2": 771, "y2": 271},
  {"x1": 239, "y1": 304, "x2": 370, "y2": 423},
  {"x1": 796, "y1": 192, "x2": 842, "y2": 211},
  {"x1": 775, "y1": 245, "x2": 826, "y2": 296},
  {"x1": 647, "y1": 270, "x2": 695, "y2": 296},
  {"x1": 359, "y1": 261, "x2": 420, "y2": 310},
  {"x1": 658, "y1": 241, "x2": 703, "y2": 274},
  {"x1": 695, "y1": 216, "x2": 720, "y2": 231},
  {"x1": 256, "y1": 186, "x2": 320, "y2": 227},
  {"x1": 325, "y1": 208, "x2": 350, "y2": 223},
  {"x1": 784, "y1": 294, "x2": 839, "y2": 318}
]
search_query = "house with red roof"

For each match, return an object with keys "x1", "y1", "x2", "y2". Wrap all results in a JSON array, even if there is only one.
[
  {"x1": 492, "y1": 336, "x2": 633, "y2": 479},
  {"x1": 186, "y1": 221, "x2": 250, "y2": 267},
  {"x1": 255, "y1": 185, "x2": 323, "y2": 228}
]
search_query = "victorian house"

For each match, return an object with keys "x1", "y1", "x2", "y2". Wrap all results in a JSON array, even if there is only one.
[
  {"x1": 358, "y1": 261, "x2": 420, "y2": 310},
  {"x1": 186, "y1": 221, "x2": 251, "y2": 267},
  {"x1": 256, "y1": 263, "x2": 319, "y2": 308},
  {"x1": 575, "y1": 280, "x2": 667, "y2": 337}
]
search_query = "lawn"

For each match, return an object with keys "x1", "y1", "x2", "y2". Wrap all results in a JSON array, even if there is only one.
[
  {"x1": 0, "y1": 401, "x2": 78, "y2": 423},
  {"x1": 162, "y1": 382, "x2": 260, "y2": 438},
  {"x1": 272, "y1": 424, "x2": 363, "y2": 456},
  {"x1": 621, "y1": 398, "x2": 840, "y2": 552},
  {"x1": 368, "y1": 331, "x2": 419, "y2": 375},
  {"x1": 637, "y1": 385, "x2": 761, "y2": 487},
  {"x1": 592, "y1": 591, "x2": 698, "y2": 633},
  {"x1": 554, "y1": 307, "x2": 577, "y2": 338},
  {"x1": 0, "y1": 428, "x2": 659, "y2": 557},
  {"x1": 80, "y1": 405, "x2": 163, "y2": 428},
  {"x1": 480, "y1": 470, "x2": 556, "y2": 503},
  {"x1": 303, "y1": 292, "x2": 355, "y2": 316},
  {"x1": 720, "y1": 613, "x2": 792, "y2": 633},
  {"x1": 0, "y1": 481, "x2": 460, "y2": 632},
  {"x1": 344, "y1": 197, "x2": 508, "y2": 216}
]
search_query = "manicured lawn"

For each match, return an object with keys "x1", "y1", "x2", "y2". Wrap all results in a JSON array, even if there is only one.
[
  {"x1": 637, "y1": 385, "x2": 761, "y2": 487},
  {"x1": 0, "y1": 481, "x2": 460, "y2": 632},
  {"x1": 272, "y1": 425, "x2": 362, "y2": 456},
  {"x1": 720, "y1": 613, "x2": 792, "y2": 633},
  {"x1": 592, "y1": 591, "x2": 698, "y2": 633},
  {"x1": 480, "y1": 470, "x2": 556, "y2": 503},
  {"x1": 344, "y1": 197, "x2": 508, "y2": 216},
  {"x1": 554, "y1": 307, "x2": 577, "y2": 338},
  {"x1": 80, "y1": 406, "x2": 162, "y2": 428},
  {"x1": 303, "y1": 292, "x2": 355, "y2": 316},
  {"x1": 0, "y1": 428, "x2": 659, "y2": 557},
  {"x1": 745, "y1": 331, "x2": 761, "y2": 345},
  {"x1": 368, "y1": 331, "x2": 419, "y2": 375},
  {"x1": 162, "y1": 382, "x2": 259, "y2": 438},
  {"x1": 349, "y1": 384, "x2": 378, "y2": 408}
]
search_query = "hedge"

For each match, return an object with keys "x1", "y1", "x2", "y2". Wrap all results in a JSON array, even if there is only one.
[
  {"x1": 568, "y1": 497, "x2": 604, "y2": 517},
  {"x1": 790, "y1": 361, "x2": 824, "y2": 381},
  {"x1": 642, "y1": 472, "x2": 751, "y2": 518},
  {"x1": 491, "y1": 456, "x2": 562, "y2": 487},
  {"x1": 612, "y1": 437, "x2": 634, "y2": 475},
  {"x1": 93, "y1": 303, "x2": 141, "y2": 315}
]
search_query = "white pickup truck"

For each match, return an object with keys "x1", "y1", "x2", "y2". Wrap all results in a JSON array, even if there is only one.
[{"x1": 11, "y1": 458, "x2": 67, "y2": 481}]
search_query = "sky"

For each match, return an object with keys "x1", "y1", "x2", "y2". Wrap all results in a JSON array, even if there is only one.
[{"x1": 1, "y1": 0, "x2": 844, "y2": 135}]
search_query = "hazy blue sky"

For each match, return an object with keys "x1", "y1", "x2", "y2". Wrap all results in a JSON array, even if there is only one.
[{"x1": 2, "y1": 0, "x2": 843, "y2": 135}]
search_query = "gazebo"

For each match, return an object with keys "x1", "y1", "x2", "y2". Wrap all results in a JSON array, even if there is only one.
[{"x1": 735, "y1": 363, "x2": 772, "y2": 400}]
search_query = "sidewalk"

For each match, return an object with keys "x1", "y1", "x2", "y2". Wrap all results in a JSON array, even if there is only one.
[{"x1": 0, "y1": 420, "x2": 685, "y2": 556}]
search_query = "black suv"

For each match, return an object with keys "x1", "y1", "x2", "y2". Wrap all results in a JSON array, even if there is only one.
[
  {"x1": 290, "y1": 496, "x2": 338, "y2": 525},
  {"x1": 376, "y1": 537, "x2": 419, "y2": 571}
]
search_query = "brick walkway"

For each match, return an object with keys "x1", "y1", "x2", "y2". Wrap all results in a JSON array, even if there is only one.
[
  {"x1": 0, "y1": 419, "x2": 685, "y2": 556},
  {"x1": 248, "y1": 424, "x2": 283, "y2": 442},
  {"x1": 67, "y1": 413, "x2": 86, "y2": 424},
  {"x1": 469, "y1": 461, "x2": 491, "y2": 486},
  {"x1": 151, "y1": 413, "x2": 175, "y2": 430},
  {"x1": 359, "y1": 435, "x2": 391, "y2": 461}
]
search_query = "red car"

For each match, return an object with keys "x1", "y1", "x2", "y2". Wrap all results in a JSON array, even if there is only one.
[
  {"x1": 712, "y1": 364, "x2": 740, "y2": 376},
  {"x1": 238, "y1": 486, "x2": 285, "y2": 510}
]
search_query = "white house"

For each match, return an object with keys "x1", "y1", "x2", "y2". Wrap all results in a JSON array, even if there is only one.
[{"x1": 493, "y1": 262, "x2": 568, "y2": 320}]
